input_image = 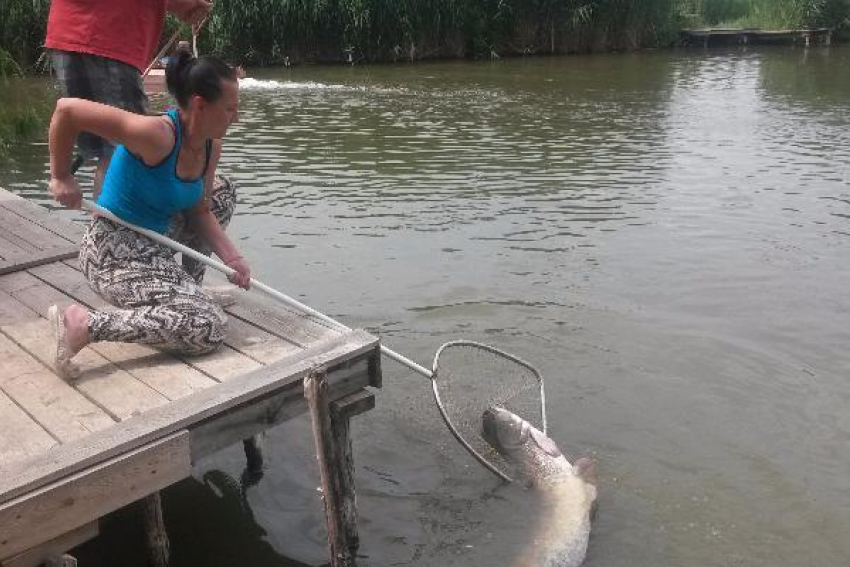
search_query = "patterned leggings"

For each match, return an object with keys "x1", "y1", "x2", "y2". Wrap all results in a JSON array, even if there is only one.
[{"x1": 80, "y1": 176, "x2": 236, "y2": 355}]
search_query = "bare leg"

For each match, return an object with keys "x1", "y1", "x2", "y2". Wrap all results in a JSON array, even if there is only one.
[{"x1": 64, "y1": 304, "x2": 91, "y2": 356}]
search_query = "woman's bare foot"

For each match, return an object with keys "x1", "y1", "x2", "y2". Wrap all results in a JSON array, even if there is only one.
[{"x1": 63, "y1": 304, "x2": 91, "y2": 356}]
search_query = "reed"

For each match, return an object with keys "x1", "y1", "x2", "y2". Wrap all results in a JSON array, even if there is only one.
[
  {"x1": 690, "y1": 0, "x2": 850, "y2": 28},
  {"x1": 0, "y1": 0, "x2": 848, "y2": 69}
]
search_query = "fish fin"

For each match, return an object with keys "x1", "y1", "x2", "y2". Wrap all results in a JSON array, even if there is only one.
[
  {"x1": 529, "y1": 427, "x2": 562, "y2": 457},
  {"x1": 575, "y1": 457, "x2": 598, "y2": 486}
]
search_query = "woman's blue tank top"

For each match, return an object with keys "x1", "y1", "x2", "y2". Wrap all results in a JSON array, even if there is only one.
[{"x1": 97, "y1": 108, "x2": 209, "y2": 234}]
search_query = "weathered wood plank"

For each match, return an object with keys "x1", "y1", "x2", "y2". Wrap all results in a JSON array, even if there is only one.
[
  {"x1": 30, "y1": 262, "x2": 219, "y2": 397},
  {"x1": 331, "y1": 390, "x2": 376, "y2": 419},
  {"x1": 1, "y1": 522, "x2": 98, "y2": 567},
  {"x1": 0, "y1": 188, "x2": 84, "y2": 243},
  {"x1": 226, "y1": 293, "x2": 343, "y2": 349},
  {"x1": 2, "y1": 316, "x2": 169, "y2": 421},
  {"x1": 0, "y1": 388, "x2": 57, "y2": 466},
  {"x1": 305, "y1": 369, "x2": 355, "y2": 567},
  {"x1": 0, "y1": 281, "x2": 169, "y2": 420},
  {"x1": 0, "y1": 246, "x2": 79, "y2": 276},
  {"x1": 188, "y1": 345, "x2": 264, "y2": 381},
  {"x1": 190, "y1": 357, "x2": 373, "y2": 459},
  {"x1": 0, "y1": 332, "x2": 116, "y2": 443},
  {"x1": 0, "y1": 206, "x2": 77, "y2": 252},
  {"x1": 0, "y1": 233, "x2": 31, "y2": 262},
  {"x1": 0, "y1": 431, "x2": 191, "y2": 560},
  {"x1": 84, "y1": 341, "x2": 218, "y2": 401},
  {"x1": 0, "y1": 225, "x2": 39, "y2": 254},
  {"x1": 0, "y1": 329, "x2": 378, "y2": 505}
]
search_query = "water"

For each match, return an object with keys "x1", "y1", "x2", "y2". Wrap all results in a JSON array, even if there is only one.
[{"x1": 2, "y1": 46, "x2": 849, "y2": 566}]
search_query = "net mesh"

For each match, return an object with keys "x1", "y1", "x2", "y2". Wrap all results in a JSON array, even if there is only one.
[{"x1": 432, "y1": 341, "x2": 545, "y2": 480}]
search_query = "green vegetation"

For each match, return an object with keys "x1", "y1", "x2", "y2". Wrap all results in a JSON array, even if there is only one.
[
  {"x1": 0, "y1": 58, "x2": 52, "y2": 159},
  {"x1": 0, "y1": 0, "x2": 849, "y2": 69},
  {"x1": 684, "y1": 0, "x2": 850, "y2": 28}
]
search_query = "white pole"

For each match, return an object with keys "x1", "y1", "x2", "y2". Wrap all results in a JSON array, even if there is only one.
[{"x1": 81, "y1": 199, "x2": 434, "y2": 379}]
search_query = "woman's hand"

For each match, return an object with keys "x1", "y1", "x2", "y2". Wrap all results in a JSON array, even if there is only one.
[
  {"x1": 49, "y1": 175, "x2": 83, "y2": 209},
  {"x1": 225, "y1": 255, "x2": 251, "y2": 289}
]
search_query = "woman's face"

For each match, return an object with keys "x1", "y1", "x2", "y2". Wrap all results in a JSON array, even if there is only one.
[{"x1": 197, "y1": 79, "x2": 239, "y2": 139}]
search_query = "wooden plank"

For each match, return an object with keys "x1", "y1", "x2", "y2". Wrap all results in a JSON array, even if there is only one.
[
  {"x1": 0, "y1": 188, "x2": 84, "y2": 243},
  {"x1": 0, "y1": 431, "x2": 190, "y2": 559},
  {"x1": 1, "y1": 316, "x2": 169, "y2": 421},
  {"x1": 0, "y1": 281, "x2": 169, "y2": 421},
  {"x1": 0, "y1": 389, "x2": 57, "y2": 466},
  {"x1": 0, "y1": 208, "x2": 77, "y2": 252},
  {"x1": 0, "y1": 329, "x2": 379, "y2": 505},
  {"x1": 0, "y1": 226, "x2": 39, "y2": 254},
  {"x1": 331, "y1": 390, "x2": 376, "y2": 419},
  {"x1": 0, "y1": 233, "x2": 31, "y2": 263},
  {"x1": 76, "y1": 341, "x2": 217, "y2": 401},
  {"x1": 35, "y1": 261, "x2": 293, "y2": 372},
  {"x1": 188, "y1": 345, "x2": 264, "y2": 381},
  {"x1": 0, "y1": 269, "x2": 185, "y2": 400},
  {"x1": 226, "y1": 293, "x2": 343, "y2": 348},
  {"x1": 190, "y1": 357, "x2": 373, "y2": 459},
  {"x1": 1, "y1": 522, "x2": 98, "y2": 567},
  {"x1": 0, "y1": 246, "x2": 79, "y2": 276},
  {"x1": 0, "y1": 332, "x2": 116, "y2": 443}
]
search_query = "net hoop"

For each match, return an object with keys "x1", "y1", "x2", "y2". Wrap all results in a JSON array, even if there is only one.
[{"x1": 430, "y1": 340, "x2": 547, "y2": 483}]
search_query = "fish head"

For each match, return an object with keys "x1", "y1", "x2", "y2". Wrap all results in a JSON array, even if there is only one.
[{"x1": 481, "y1": 406, "x2": 574, "y2": 485}]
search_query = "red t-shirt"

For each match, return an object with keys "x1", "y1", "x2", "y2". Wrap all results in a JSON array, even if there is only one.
[{"x1": 45, "y1": 0, "x2": 167, "y2": 73}]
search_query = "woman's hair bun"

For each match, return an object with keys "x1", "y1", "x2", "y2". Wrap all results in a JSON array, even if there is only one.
[
  {"x1": 164, "y1": 49, "x2": 236, "y2": 108},
  {"x1": 165, "y1": 48, "x2": 195, "y2": 103}
]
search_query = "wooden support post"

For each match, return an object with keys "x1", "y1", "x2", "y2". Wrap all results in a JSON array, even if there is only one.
[
  {"x1": 305, "y1": 368, "x2": 357, "y2": 567},
  {"x1": 329, "y1": 391, "x2": 374, "y2": 554},
  {"x1": 142, "y1": 492, "x2": 169, "y2": 567},
  {"x1": 243, "y1": 434, "x2": 265, "y2": 478}
]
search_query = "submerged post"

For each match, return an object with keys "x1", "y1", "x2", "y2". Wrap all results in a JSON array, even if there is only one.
[
  {"x1": 142, "y1": 492, "x2": 169, "y2": 567},
  {"x1": 305, "y1": 368, "x2": 358, "y2": 567}
]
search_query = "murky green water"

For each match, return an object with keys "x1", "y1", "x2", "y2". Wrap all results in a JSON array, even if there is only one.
[{"x1": 2, "y1": 46, "x2": 850, "y2": 566}]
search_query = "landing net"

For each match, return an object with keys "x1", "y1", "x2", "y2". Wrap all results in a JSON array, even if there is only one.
[{"x1": 431, "y1": 340, "x2": 546, "y2": 482}]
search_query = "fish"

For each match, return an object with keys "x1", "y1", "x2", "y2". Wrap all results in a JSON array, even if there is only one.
[{"x1": 482, "y1": 407, "x2": 597, "y2": 567}]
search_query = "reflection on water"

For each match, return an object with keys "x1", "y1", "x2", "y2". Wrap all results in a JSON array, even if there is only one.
[{"x1": 2, "y1": 46, "x2": 850, "y2": 566}]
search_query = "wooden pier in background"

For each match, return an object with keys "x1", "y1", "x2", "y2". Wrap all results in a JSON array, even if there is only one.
[
  {"x1": 0, "y1": 187, "x2": 381, "y2": 567},
  {"x1": 680, "y1": 27, "x2": 832, "y2": 48}
]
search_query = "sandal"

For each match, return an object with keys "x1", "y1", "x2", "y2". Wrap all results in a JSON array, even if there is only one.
[
  {"x1": 49, "y1": 304, "x2": 81, "y2": 380},
  {"x1": 204, "y1": 285, "x2": 237, "y2": 308}
]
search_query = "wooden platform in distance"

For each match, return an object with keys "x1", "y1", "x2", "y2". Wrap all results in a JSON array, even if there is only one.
[
  {"x1": 680, "y1": 27, "x2": 832, "y2": 47},
  {"x1": 0, "y1": 187, "x2": 382, "y2": 566}
]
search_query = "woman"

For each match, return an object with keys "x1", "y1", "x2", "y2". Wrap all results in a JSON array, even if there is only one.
[{"x1": 47, "y1": 50, "x2": 250, "y2": 379}]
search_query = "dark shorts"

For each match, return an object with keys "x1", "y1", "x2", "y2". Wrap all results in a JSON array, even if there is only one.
[{"x1": 51, "y1": 50, "x2": 149, "y2": 160}]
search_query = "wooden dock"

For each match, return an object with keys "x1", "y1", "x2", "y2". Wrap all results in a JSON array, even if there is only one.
[
  {"x1": 0, "y1": 187, "x2": 382, "y2": 567},
  {"x1": 680, "y1": 27, "x2": 832, "y2": 47}
]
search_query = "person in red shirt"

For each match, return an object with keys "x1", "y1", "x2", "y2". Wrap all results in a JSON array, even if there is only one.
[{"x1": 45, "y1": 0, "x2": 211, "y2": 193}]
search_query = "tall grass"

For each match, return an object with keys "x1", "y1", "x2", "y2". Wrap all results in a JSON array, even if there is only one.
[
  {"x1": 0, "y1": 0, "x2": 848, "y2": 69},
  {"x1": 690, "y1": 0, "x2": 850, "y2": 28},
  {"x1": 0, "y1": 0, "x2": 50, "y2": 70},
  {"x1": 201, "y1": 0, "x2": 685, "y2": 63},
  {"x1": 0, "y1": 55, "x2": 52, "y2": 160}
]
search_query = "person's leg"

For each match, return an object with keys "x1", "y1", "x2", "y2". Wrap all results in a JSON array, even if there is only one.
[
  {"x1": 50, "y1": 50, "x2": 147, "y2": 196},
  {"x1": 170, "y1": 174, "x2": 237, "y2": 285},
  {"x1": 78, "y1": 218, "x2": 228, "y2": 354}
]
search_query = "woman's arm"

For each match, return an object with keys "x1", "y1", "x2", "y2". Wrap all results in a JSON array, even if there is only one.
[
  {"x1": 187, "y1": 141, "x2": 251, "y2": 288},
  {"x1": 48, "y1": 98, "x2": 174, "y2": 208}
]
